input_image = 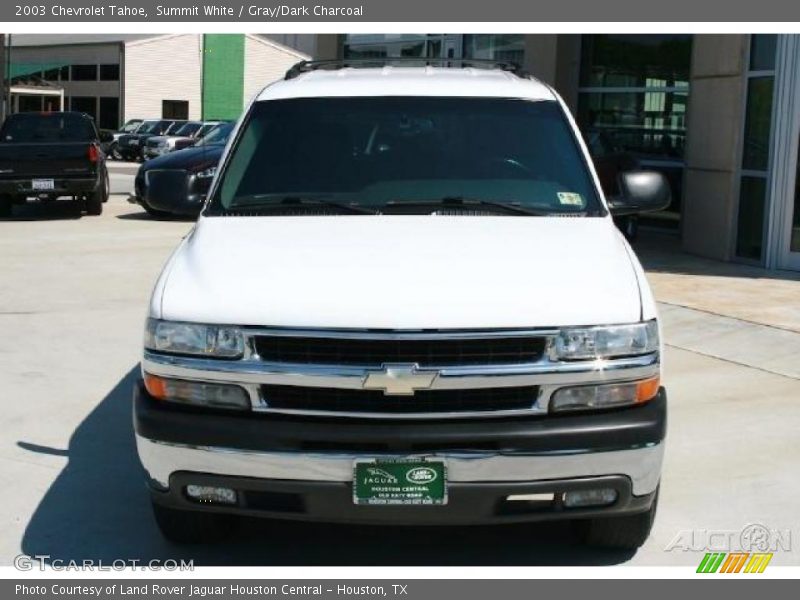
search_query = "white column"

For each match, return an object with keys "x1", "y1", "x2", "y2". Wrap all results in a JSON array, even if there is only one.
[{"x1": 766, "y1": 34, "x2": 800, "y2": 269}]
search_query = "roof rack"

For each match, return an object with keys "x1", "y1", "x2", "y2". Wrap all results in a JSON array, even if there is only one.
[{"x1": 284, "y1": 57, "x2": 527, "y2": 80}]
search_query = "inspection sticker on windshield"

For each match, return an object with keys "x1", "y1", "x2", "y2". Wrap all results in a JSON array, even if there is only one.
[
  {"x1": 557, "y1": 192, "x2": 583, "y2": 206},
  {"x1": 353, "y1": 457, "x2": 447, "y2": 505}
]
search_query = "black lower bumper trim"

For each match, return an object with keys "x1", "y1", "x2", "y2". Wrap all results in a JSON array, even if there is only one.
[{"x1": 152, "y1": 471, "x2": 656, "y2": 525}]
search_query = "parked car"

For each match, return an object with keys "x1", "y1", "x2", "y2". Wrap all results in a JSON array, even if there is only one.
[
  {"x1": 0, "y1": 111, "x2": 111, "y2": 217},
  {"x1": 135, "y1": 60, "x2": 670, "y2": 548},
  {"x1": 105, "y1": 119, "x2": 145, "y2": 160},
  {"x1": 172, "y1": 121, "x2": 229, "y2": 152},
  {"x1": 129, "y1": 122, "x2": 234, "y2": 217},
  {"x1": 117, "y1": 119, "x2": 185, "y2": 161},
  {"x1": 143, "y1": 121, "x2": 211, "y2": 160}
]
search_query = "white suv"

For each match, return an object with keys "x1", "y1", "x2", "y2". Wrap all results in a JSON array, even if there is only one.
[{"x1": 135, "y1": 60, "x2": 670, "y2": 550}]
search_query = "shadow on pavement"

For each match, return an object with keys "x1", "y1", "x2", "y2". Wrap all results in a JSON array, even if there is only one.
[
  {"x1": 633, "y1": 230, "x2": 800, "y2": 283},
  {"x1": 0, "y1": 200, "x2": 84, "y2": 221},
  {"x1": 20, "y1": 367, "x2": 633, "y2": 566},
  {"x1": 116, "y1": 211, "x2": 196, "y2": 223}
]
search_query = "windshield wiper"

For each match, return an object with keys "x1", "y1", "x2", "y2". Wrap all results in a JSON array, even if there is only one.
[
  {"x1": 229, "y1": 196, "x2": 379, "y2": 215},
  {"x1": 383, "y1": 197, "x2": 558, "y2": 216}
]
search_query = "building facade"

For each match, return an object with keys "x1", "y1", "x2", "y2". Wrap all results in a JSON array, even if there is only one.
[{"x1": 6, "y1": 34, "x2": 310, "y2": 129}]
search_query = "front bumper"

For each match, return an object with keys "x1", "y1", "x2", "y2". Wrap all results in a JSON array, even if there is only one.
[
  {"x1": 0, "y1": 177, "x2": 99, "y2": 198},
  {"x1": 134, "y1": 382, "x2": 666, "y2": 524}
]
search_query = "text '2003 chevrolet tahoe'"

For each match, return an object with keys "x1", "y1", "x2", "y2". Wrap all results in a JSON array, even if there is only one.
[{"x1": 135, "y1": 59, "x2": 670, "y2": 549}]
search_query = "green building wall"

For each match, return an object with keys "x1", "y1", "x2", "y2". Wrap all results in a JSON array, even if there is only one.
[{"x1": 202, "y1": 34, "x2": 245, "y2": 120}]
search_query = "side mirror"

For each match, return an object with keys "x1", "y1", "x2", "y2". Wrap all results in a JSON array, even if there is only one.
[
  {"x1": 99, "y1": 130, "x2": 114, "y2": 143},
  {"x1": 607, "y1": 170, "x2": 671, "y2": 216}
]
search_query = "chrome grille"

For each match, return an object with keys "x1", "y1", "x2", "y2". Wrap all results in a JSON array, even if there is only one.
[{"x1": 253, "y1": 334, "x2": 547, "y2": 366}]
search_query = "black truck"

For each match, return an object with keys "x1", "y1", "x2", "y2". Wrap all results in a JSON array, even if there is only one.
[{"x1": 0, "y1": 112, "x2": 112, "y2": 217}]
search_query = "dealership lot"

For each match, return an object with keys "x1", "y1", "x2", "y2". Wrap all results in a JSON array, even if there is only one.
[{"x1": 0, "y1": 165, "x2": 798, "y2": 566}]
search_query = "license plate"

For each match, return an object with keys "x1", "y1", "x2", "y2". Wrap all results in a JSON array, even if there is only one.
[
  {"x1": 129, "y1": 139, "x2": 139, "y2": 146},
  {"x1": 31, "y1": 179, "x2": 54, "y2": 191},
  {"x1": 353, "y1": 457, "x2": 447, "y2": 505}
]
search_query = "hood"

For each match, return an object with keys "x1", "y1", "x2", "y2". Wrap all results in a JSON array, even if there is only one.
[
  {"x1": 142, "y1": 144, "x2": 224, "y2": 171},
  {"x1": 156, "y1": 216, "x2": 643, "y2": 330}
]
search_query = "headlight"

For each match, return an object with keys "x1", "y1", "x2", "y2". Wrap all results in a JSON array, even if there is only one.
[
  {"x1": 550, "y1": 376, "x2": 660, "y2": 412},
  {"x1": 144, "y1": 318, "x2": 244, "y2": 358},
  {"x1": 551, "y1": 320, "x2": 659, "y2": 361},
  {"x1": 195, "y1": 166, "x2": 217, "y2": 179}
]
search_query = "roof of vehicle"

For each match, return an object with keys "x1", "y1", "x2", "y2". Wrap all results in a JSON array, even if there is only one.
[
  {"x1": 256, "y1": 66, "x2": 557, "y2": 103},
  {"x1": 6, "y1": 110, "x2": 91, "y2": 118}
]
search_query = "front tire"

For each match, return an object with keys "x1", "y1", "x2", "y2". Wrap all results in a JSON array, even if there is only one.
[
  {"x1": 575, "y1": 487, "x2": 659, "y2": 550},
  {"x1": 151, "y1": 502, "x2": 236, "y2": 544}
]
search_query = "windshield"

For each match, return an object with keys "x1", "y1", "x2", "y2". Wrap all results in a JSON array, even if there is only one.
[
  {"x1": 0, "y1": 113, "x2": 95, "y2": 143},
  {"x1": 196, "y1": 123, "x2": 216, "y2": 138},
  {"x1": 122, "y1": 120, "x2": 141, "y2": 133},
  {"x1": 173, "y1": 122, "x2": 201, "y2": 137},
  {"x1": 209, "y1": 97, "x2": 602, "y2": 215},
  {"x1": 137, "y1": 121, "x2": 161, "y2": 134},
  {"x1": 195, "y1": 122, "x2": 234, "y2": 147},
  {"x1": 163, "y1": 121, "x2": 184, "y2": 134}
]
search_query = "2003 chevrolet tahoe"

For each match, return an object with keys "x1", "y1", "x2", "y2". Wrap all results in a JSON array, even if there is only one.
[{"x1": 134, "y1": 59, "x2": 670, "y2": 549}]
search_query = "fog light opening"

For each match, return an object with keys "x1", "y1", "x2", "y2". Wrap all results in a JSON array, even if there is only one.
[
  {"x1": 185, "y1": 485, "x2": 238, "y2": 505},
  {"x1": 563, "y1": 488, "x2": 618, "y2": 508}
]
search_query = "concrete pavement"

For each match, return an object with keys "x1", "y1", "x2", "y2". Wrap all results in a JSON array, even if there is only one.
[{"x1": 0, "y1": 181, "x2": 798, "y2": 566}]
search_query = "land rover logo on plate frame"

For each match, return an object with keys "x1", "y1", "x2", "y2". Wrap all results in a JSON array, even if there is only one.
[{"x1": 353, "y1": 457, "x2": 447, "y2": 505}]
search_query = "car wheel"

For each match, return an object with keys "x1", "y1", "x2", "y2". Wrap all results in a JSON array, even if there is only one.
[
  {"x1": 110, "y1": 142, "x2": 122, "y2": 160},
  {"x1": 0, "y1": 194, "x2": 13, "y2": 218},
  {"x1": 574, "y1": 487, "x2": 659, "y2": 550},
  {"x1": 86, "y1": 179, "x2": 105, "y2": 216},
  {"x1": 101, "y1": 168, "x2": 110, "y2": 202},
  {"x1": 151, "y1": 502, "x2": 236, "y2": 544}
]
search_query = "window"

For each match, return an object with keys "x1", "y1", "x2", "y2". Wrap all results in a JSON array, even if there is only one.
[
  {"x1": 343, "y1": 35, "x2": 467, "y2": 61},
  {"x1": 463, "y1": 35, "x2": 524, "y2": 64},
  {"x1": 98, "y1": 97, "x2": 120, "y2": 130},
  {"x1": 17, "y1": 95, "x2": 43, "y2": 112},
  {"x1": 162, "y1": 100, "x2": 189, "y2": 120},
  {"x1": 735, "y1": 35, "x2": 778, "y2": 262},
  {"x1": 70, "y1": 96, "x2": 97, "y2": 120},
  {"x1": 59, "y1": 66, "x2": 70, "y2": 81},
  {"x1": 0, "y1": 113, "x2": 95, "y2": 143},
  {"x1": 99, "y1": 64, "x2": 120, "y2": 81},
  {"x1": 211, "y1": 97, "x2": 602, "y2": 216},
  {"x1": 71, "y1": 64, "x2": 98, "y2": 81},
  {"x1": 577, "y1": 34, "x2": 693, "y2": 229}
]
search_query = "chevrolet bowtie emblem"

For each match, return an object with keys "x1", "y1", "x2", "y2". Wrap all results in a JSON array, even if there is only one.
[{"x1": 362, "y1": 363, "x2": 438, "y2": 396}]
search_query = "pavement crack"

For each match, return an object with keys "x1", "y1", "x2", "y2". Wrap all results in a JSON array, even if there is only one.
[
  {"x1": 664, "y1": 342, "x2": 800, "y2": 381},
  {"x1": 658, "y1": 300, "x2": 800, "y2": 336}
]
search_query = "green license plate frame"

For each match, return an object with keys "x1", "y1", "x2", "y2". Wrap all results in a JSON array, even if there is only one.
[{"x1": 353, "y1": 457, "x2": 447, "y2": 506}]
